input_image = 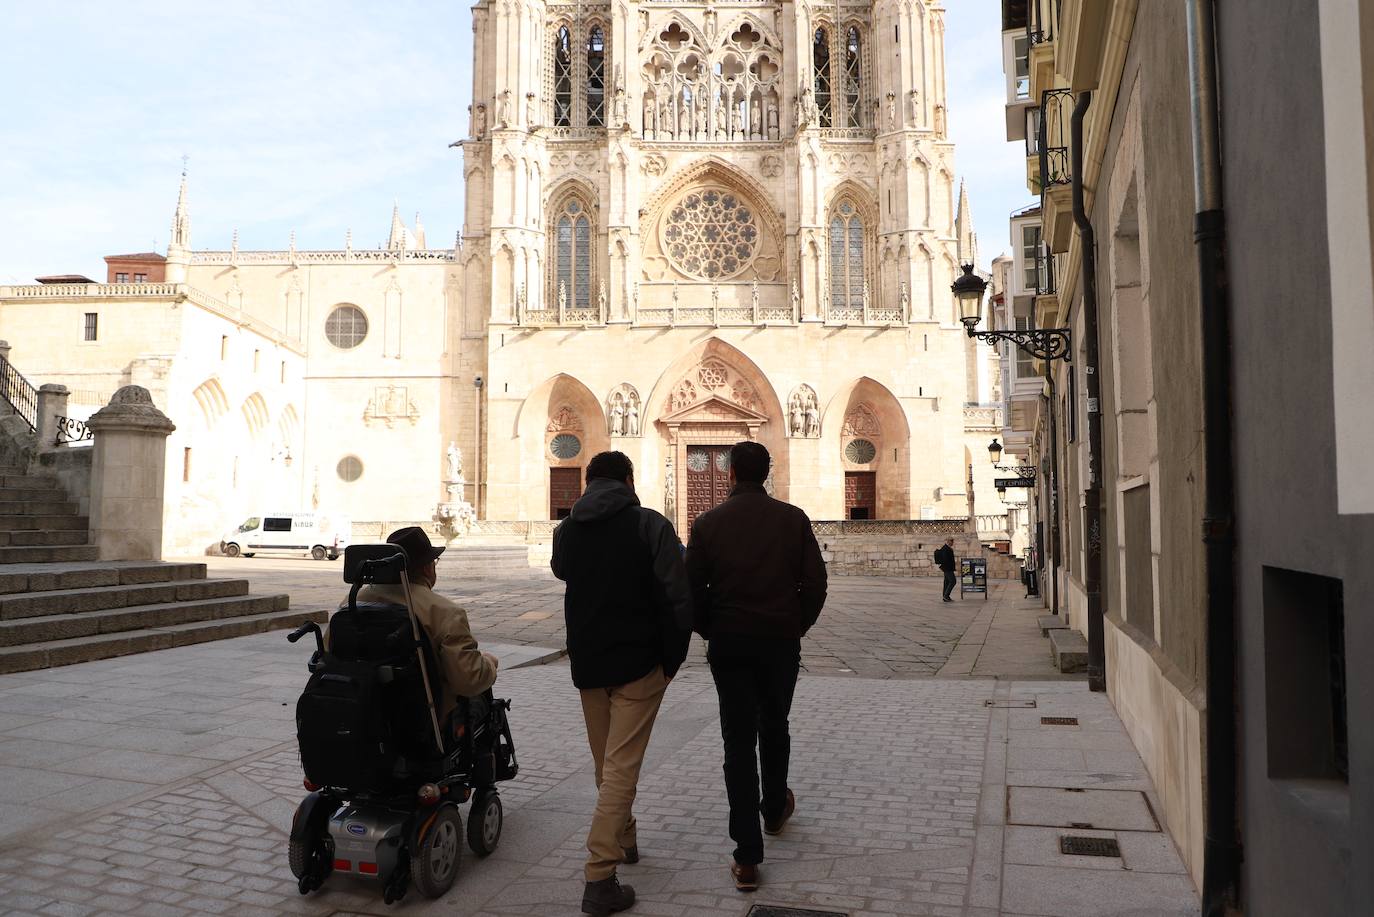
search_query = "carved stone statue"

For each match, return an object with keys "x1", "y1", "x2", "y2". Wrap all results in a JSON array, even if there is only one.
[
  {"x1": 799, "y1": 81, "x2": 816, "y2": 127},
  {"x1": 446, "y1": 441, "x2": 464, "y2": 483},
  {"x1": 663, "y1": 455, "x2": 676, "y2": 522},
  {"x1": 751, "y1": 279, "x2": 760, "y2": 312},
  {"x1": 496, "y1": 89, "x2": 512, "y2": 128},
  {"x1": 790, "y1": 280, "x2": 801, "y2": 318},
  {"x1": 677, "y1": 98, "x2": 689, "y2": 135},
  {"x1": 643, "y1": 95, "x2": 656, "y2": 138},
  {"x1": 900, "y1": 281, "x2": 910, "y2": 317},
  {"x1": 767, "y1": 100, "x2": 779, "y2": 140},
  {"x1": 934, "y1": 103, "x2": 947, "y2": 137},
  {"x1": 474, "y1": 103, "x2": 487, "y2": 139},
  {"x1": 694, "y1": 95, "x2": 707, "y2": 138},
  {"x1": 730, "y1": 100, "x2": 743, "y2": 138},
  {"x1": 610, "y1": 398, "x2": 625, "y2": 436},
  {"x1": 626, "y1": 400, "x2": 639, "y2": 436},
  {"x1": 658, "y1": 98, "x2": 671, "y2": 138},
  {"x1": 715, "y1": 93, "x2": 727, "y2": 139},
  {"x1": 613, "y1": 88, "x2": 628, "y2": 127},
  {"x1": 790, "y1": 393, "x2": 805, "y2": 436},
  {"x1": 750, "y1": 99, "x2": 762, "y2": 138},
  {"x1": 805, "y1": 396, "x2": 821, "y2": 438}
]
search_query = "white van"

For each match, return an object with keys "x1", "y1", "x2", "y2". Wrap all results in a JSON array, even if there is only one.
[{"x1": 220, "y1": 512, "x2": 352, "y2": 561}]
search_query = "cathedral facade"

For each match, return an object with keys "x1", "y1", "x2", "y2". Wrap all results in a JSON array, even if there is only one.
[
  {"x1": 464, "y1": 0, "x2": 990, "y2": 534},
  {"x1": 0, "y1": 0, "x2": 1004, "y2": 553}
]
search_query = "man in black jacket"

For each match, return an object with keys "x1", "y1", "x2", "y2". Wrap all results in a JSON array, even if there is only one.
[
  {"x1": 685, "y1": 441, "x2": 827, "y2": 892},
  {"x1": 935, "y1": 537, "x2": 956, "y2": 602},
  {"x1": 551, "y1": 451, "x2": 693, "y2": 916}
]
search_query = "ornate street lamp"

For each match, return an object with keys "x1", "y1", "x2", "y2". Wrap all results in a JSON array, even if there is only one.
[
  {"x1": 987, "y1": 438, "x2": 1003, "y2": 464},
  {"x1": 951, "y1": 263, "x2": 1073, "y2": 362}
]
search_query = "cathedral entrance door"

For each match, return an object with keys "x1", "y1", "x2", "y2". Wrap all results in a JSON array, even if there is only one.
[
  {"x1": 685, "y1": 445, "x2": 732, "y2": 530},
  {"x1": 550, "y1": 467, "x2": 583, "y2": 519},
  {"x1": 845, "y1": 471, "x2": 876, "y2": 520}
]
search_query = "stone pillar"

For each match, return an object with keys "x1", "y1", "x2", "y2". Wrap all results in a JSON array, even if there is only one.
[
  {"x1": 35, "y1": 384, "x2": 69, "y2": 455},
  {"x1": 86, "y1": 386, "x2": 176, "y2": 561},
  {"x1": 0, "y1": 340, "x2": 11, "y2": 364}
]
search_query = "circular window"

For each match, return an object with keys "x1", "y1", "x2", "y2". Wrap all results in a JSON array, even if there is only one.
[
  {"x1": 714, "y1": 451, "x2": 731, "y2": 473},
  {"x1": 661, "y1": 187, "x2": 760, "y2": 280},
  {"x1": 549, "y1": 433, "x2": 582, "y2": 460},
  {"x1": 325, "y1": 305, "x2": 369, "y2": 349},
  {"x1": 337, "y1": 455, "x2": 364, "y2": 482},
  {"x1": 845, "y1": 439, "x2": 877, "y2": 464}
]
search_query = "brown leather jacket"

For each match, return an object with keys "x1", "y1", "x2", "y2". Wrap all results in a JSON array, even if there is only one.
[{"x1": 685, "y1": 483, "x2": 827, "y2": 641}]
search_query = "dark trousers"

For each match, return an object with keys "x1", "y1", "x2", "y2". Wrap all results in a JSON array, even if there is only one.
[
  {"x1": 707, "y1": 636, "x2": 801, "y2": 867},
  {"x1": 942, "y1": 569, "x2": 956, "y2": 599}
]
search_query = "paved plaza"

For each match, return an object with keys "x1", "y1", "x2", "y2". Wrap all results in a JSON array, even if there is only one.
[{"x1": 0, "y1": 572, "x2": 1199, "y2": 916}]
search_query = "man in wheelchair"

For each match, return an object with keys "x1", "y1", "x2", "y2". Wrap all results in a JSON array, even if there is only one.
[{"x1": 343, "y1": 526, "x2": 500, "y2": 728}]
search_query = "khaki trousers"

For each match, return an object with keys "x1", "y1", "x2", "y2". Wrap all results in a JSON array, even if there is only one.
[{"x1": 578, "y1": 665, "x2": 668, "y2": 881}]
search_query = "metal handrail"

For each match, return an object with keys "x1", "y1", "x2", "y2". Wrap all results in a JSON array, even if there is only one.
[{"x1": 0, "y1": 354, "x2": 38, "y2": 431}]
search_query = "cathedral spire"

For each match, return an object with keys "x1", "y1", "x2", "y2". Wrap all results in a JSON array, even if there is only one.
[
  {"x1": 955, "y1": 179, "x2": 977, "y2": 267},
  {"x1": 169, "y1": 160, "x2": 191, "y2": 252},
  {"x1": 387, "y1": 201, "x2": 406, "y2": 250}
]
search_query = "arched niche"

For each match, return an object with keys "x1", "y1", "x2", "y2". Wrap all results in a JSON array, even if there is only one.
[
  {"x1": 515, "y1": 373, "x2": 609, "y2": 519},
  {"x1": 822, "y1": 376, "x2": 912, "y2": 519}
]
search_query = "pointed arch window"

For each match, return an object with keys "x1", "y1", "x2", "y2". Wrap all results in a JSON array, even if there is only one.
[
  {"x1": 845, "y1": 27, "x2": 863, "y2": 128},
  {"x1": 554, "y1": 26, "x2": 573, "y2": 127},
  {"x1": 586, "y1": 26, "x2": 606, "y2": 127},
  {"x1": 813, "y1": 27, "x2": 833, "y2": 127},
  {"x1": 554, "y1": 198, "x2": 594, "y2": 311},
  {"x1": 830, "y1": 200, "x2": 865, "y2": 311}
]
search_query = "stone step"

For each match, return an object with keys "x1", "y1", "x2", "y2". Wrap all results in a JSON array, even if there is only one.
[
  {"x1": 0, "y1": 514, "x2": 88, "y2": 532},
  {"x1": 0, "y1": 500, "x2": 78, "y2": 516},
  {"x1": 1049, "y1": 628, "x2": 1089, "y2": 674},
  {"x1": 0, "y1": 561, "x2": 207, "y2": 596},
  {"x1": 0, "y1": 475, "x2": 59, "y2": 491},
  {"x1": 0, "y1": 487, "x2": 67, "y2": 502},
  {"x1": 0, "y1": 530, "x2": 89, "y2": 548},
  {"x1": 0, "y1": 545, "x2": 100, "y2": 564},
  {"x1": 1038, "y1": 614, "x2": 1071, "y2": 638},
  {"x1": 0, "y1": 603, "x2": 323, "y2": 674},
  {"x1": 0, "y1": 578, "x2": 248, "y2": 621},
  {"x1": 0, "y1": 592, "x2": 287, "y2": 646}
]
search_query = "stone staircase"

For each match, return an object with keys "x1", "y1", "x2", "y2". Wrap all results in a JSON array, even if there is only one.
[
  {"x1": 0, "y1": 464, "x2": 324, "y2": 674},
  {"x1": 446, "y1": 544, "x2": 541, "y2": 578}
]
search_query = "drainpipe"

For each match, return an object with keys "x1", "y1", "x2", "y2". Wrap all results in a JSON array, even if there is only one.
[
  {"x1": 1070, "y1": 91, "x2": 1107, "y2": 693},
  {"x1": 1044, "y1": 369, "x2": 1060, "y2": 617},
  {"x1": 1187, "y1": 0, "x2": 1240, "y2": 912}
]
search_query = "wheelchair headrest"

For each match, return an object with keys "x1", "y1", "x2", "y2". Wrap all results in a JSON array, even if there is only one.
[{"x1": 343, "y1": 544, "x2": 410, "y2": 584}]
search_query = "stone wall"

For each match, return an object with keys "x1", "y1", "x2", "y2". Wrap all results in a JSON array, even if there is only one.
[{"x1": 813, "y1": 520, "x2": 1015, "y2": 578}]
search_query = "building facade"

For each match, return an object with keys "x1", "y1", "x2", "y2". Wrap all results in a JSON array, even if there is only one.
[
  {"x1": 0, "y1": 0, "x2": 1017, "y2": 555},
  {"x1": 996, "y1": 0, "x2": 1372, "y2": 911}
]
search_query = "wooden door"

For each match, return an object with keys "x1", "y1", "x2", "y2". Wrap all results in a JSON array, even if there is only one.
[
  {"x1": 550, "y1": 467, "x2": 582, "y2": 519},
  {"x1": 686, "y1": 445, "x2": 732, "y2": 530},
  {"x1": 845, "y1": 471, "x2": 876, "y2": 520}
]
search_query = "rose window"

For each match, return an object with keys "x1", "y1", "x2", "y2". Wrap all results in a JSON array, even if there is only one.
[
  {"x1": 845, "y1": 439, "x2": 878, "y2": 464},
  {"x1": 549, "y1": 434, "x2": 583, "y2": 460},
  {"x1": 662, "y1": 188, "x2": 759, "y2": 280}
]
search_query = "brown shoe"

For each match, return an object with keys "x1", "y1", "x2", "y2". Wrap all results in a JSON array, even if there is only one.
[
  {"x1": 763, "y1": 789, "x2": 795, "y2": 836},
  {"x1": 731, "y1": 862, "x2": 759, "y2": 892},
  {"x1": 582, "y1": 874, "x2": 635, "y2": 915}
]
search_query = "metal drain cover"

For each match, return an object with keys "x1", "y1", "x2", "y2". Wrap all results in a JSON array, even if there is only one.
[
  {"x1": 984, "y1": 698, "x2": 1037, "y2": 708},
  {"x1": 747, "y1": 908, "x2": 849, "y2": 917},
  {"x1": 1041, "y1": 716, "x2": 1079, "y2": 726},
  {"x1": 1060, "y1": 835, "x2": 1122, "y2": 857}
]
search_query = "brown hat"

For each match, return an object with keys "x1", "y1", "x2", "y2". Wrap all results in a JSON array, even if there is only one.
[{"x1": 386, "y1": 526, "x2": 445, "y2": 569}]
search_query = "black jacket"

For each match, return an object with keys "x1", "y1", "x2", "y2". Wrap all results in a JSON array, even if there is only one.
[
  {"x1": 550, "y1": 478, "x2": 693, "y2": 689},
  {"x1": 934, "y1": 544, "x2": 955, "y2": 572},
  {"x1": 685, "y1": 483, "x2": 827, "y2": 641}
]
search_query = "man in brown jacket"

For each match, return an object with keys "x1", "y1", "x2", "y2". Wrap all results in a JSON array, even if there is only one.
[
  {"x1": 349, "y1": 527, "x2": 499, "y2": 724},
  {"x1": 685, "y1": 441, "x2": 827, "y2": 892}
]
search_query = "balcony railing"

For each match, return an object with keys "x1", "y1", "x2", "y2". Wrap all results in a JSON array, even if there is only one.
[
  {"x1": 1035, "y1": 242, "x2": 1057, "y2": 296},
  {"x1": 1028, "y1": 0, "x2": 1060, "y2": 45},
  {"x1": 1038, "y1": 88, "x2": 1074, "y2": 191}
]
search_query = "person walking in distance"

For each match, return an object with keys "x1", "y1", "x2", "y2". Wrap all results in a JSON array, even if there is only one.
[
  {"x1": 685, "y1": 441, "x2": 828, "y2": 892},
  {"x1": 551, "y1": 451, "x2": 693, "y2": 916},
  {"x1": 935, "y1": 537, "x2": 957, "y2": 602}
]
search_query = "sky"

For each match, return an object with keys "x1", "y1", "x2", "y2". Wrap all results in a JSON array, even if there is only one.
[{"x1": 0, "y1": 1, "x2": 1029, "y2": 283}]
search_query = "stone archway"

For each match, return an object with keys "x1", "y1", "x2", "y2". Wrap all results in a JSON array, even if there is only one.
[{"x1": 646, "y1": 340, "x2": 784, "y2": 534}]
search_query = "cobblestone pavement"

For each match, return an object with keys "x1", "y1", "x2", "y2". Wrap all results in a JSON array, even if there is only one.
[
  {"x1": 192, "y1": 556, "x2": 1068, "y2": 680},
  {"x1": 0, "y1": 627, "x2": 1198, "y2": 917}
]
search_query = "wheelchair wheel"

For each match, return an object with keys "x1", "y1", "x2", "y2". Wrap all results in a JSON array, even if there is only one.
[
  {"x1": 467, "y1": 789, "x2": 503, "y2": 857},
  {"x1": 411, "y1": 805, "x2": 462, "y2": 899}
]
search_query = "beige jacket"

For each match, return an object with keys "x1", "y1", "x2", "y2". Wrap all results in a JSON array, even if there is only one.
[{"x1": 347, "y1": 582, "x2": 498, "y2": 723}]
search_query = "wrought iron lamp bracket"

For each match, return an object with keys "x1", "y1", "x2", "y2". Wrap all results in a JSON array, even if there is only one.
[
  {"x1": 964, "y1": 324, "x2": 1072, "y2": 362},
  {"x1": 993, "y1": 464, "x2": 1038, "y2": 480}
]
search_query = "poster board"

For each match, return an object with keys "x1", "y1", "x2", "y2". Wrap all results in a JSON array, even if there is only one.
[{"x1": 960, "y1": 557, "x2": 988, "y2": 599}]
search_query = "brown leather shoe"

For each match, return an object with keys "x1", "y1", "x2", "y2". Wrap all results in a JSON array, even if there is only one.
[
  {"x1": 763, "y1": 789, "x2": 795, "y2": 836},
  {"x1": 731, "y1": 862, "x2": 759, "y2": 892}
]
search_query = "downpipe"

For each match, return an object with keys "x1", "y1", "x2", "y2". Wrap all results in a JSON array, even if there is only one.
[
  {"x1": 1187, "y1": 0, "x2": 1241, "y2": 912},
  {"x1": 1070, "y1": 91, "x2": 1107, "y2": 693},
  {"x1": 1044, "y1": 371, "x2": 1060, "y2": 618}
]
